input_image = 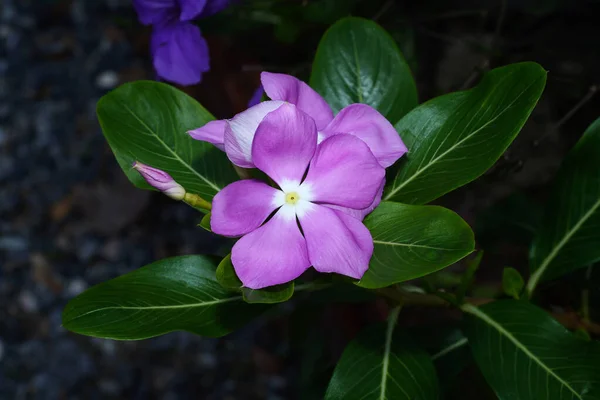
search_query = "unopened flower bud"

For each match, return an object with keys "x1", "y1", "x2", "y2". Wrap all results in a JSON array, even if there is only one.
[{"x1": 132, "y1": 162, "x2": 186, "y2": 200}]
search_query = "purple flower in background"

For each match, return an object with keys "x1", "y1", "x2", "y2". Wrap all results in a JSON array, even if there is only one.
[
  {"x1": 210, "y1": 104, "x2": 385, "y2": 289},
  {"x1": 132, "y1": 161, "x2": 186, "y2": 200},
  {"x1": 189, "y1": 72, "x2": 407, "y2": 219},
  {"x1": 132, "y1": 0, "x2": 231, "y2": 85}
]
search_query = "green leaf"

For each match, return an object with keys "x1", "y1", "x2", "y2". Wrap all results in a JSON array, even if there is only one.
[
  {"x1": 325, "y1": 308, "x2": 440, "y2": 400},
  {"x1": 216, "y1": 253, "x2": 294, "y2": 304},
  {"x1": 502, "y1": 267, "x2": 524, "y2": 299},
  {"x1": 413, "y1": 326, "x2": 471, "y2": 390},
  {"x1": 527, "y1": 118, "x2": 600, "y2": 295},
  {"x1": 385, "y1": 62, "x2": 546, "y2": 205},
  {"x1": 62, "y1": 255, "x2": 265, "y2": 340},
  {"x1": 456, "y1": 251, "x2": 484, "y2": 303},
  {"x1": 242, "y1": 283, "x2": 294, "y2": 304},
  {"x1": 463, "y1": 300, "x2": 600, "y2": 399},
  {"x1": 199, "y1": 212, "x2": 212, "y2": 232},
  {"x1": 358, "y1": 202, "x2": 475, "y2": 289},
  {"x1": 216, "y1": 253, "x2": 242, "y2": 290},
  {"x1": 97, "y1": 81, "x2": 237, "y2": 200},
  {"x1": 310, "y1": 17, "x2": 417, "y2": 123}
]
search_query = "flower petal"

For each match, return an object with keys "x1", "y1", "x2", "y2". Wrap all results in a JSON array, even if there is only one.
[
  {"x1": 211, "y1": 179, "x2": 282, "y2": 237},
  {"x1": 132, "y1": 0, "x2": 177, "y2": 26},
  {"x1": 151, "y1": 22, "x2": 209, "y2": 86},
  {"x1": 298, "y1": 204, "x2": 372, "y2": 279},
  {"x1": 178, "y1": 0, "x2": 207, "y2": 21},
  {"x1": 252, "y1": 103, "x2": 317, "y2": 187},
  {"x1": 321, "y1": 104, "x2": 407, "y2": 168},
  {"x1": 232, "y1": 209, "x2": 310, "y2": 289},
  {"x1": 224, "y1": 100, "x2": 284, "y2": 168},
  {"x1": 261, "y1": 72, "x2": 333, "y2": 130},
  {"x1": 326, "y1": 179, "x2": 384, "y2": 220},
  {"x1": 188, "y1": 120, "x2": 227, "y2": 151},
  {"x1": 301, "y1": 134, "x2": 385, "y2": 209}
]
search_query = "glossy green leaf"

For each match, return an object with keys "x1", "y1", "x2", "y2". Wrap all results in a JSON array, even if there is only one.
[
  {"x1": 62, "y1": 255, "x2": 265, "y2": 340},
  {"x1": 97, "y1": 81, "x2": 237, "y2": 200},
  {"x1": 502, "y1": 267, "x2": 524, "y2": 299},
  {"x1": 528, "y1": 118, "x2": 600, "y2": 295},
  {"x1": 385, "y1": 62, "x2": 546, "y2": 204},
  {"x1": 463, "y1": 300, "x2": 600, "y2": 399},
  {"x1": 358, "y1": 202, "x2": 475, "y2": 289},
  {"x1": 216, "y1": 253, "x2": 294, "y2": 304},
  {"x1": 325, "y1": 308, "x2": 439, "y2": 400},
  {"x1": 310, "y1": 17, "x2": 417, "y2": 123}
]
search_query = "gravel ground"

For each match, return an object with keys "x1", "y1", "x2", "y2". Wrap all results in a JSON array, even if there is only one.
[{"x1": 0, "y1": 1, "x2": 292, "y2": 398}]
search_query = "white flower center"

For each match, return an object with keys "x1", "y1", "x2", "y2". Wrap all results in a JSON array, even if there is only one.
[{"x1": 273, "y1": 180, "x2": 314, "y2": 220}]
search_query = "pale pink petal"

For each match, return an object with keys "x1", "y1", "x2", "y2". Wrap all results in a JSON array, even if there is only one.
[
  {"x1": 326, "y1": 179, "x2": 384, "y2": 220},
  {"x1": 224, "y1": 100, "x2": 284, "y2": 168},
  {"x1": 298, "y1": 204, "x2": 372, "y2": 279},
  {"x1": 231, "y1": 209, "x2": 310, "y2": 289},
  {"x1": 261, "y1": 72, "x2": 333, "y2": 130},
  {"x1": 321, "y1": 104, "x2": 407, "y2": 168},
  {"x1": 211, "y1": 179, "x2": 282, "y2": 237},
  {"x1": 252, "y1": 103, "x2": 317, "y2": 187},
  {"x1": 188, "y1": 120, "x2": 227, "y2": 151},
  {"x1": 301, "y1": 134, "x2": 385, "y2": 209}
]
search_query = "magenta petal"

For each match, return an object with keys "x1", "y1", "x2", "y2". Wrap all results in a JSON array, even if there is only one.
[
  {"x1": 178, "y1": 0, "x2": 207, "y2": 21},
  {"x1": 151, "y1": 22, "x2": 209, "y2": 86},
  {"x1": 301, "y1": 134, "x2": 385, "y2": 209},
  {"x1": 211, "y1": 180, "x2": 282, "y2": 237},
  {"x1": 224, "y1": 100, "x2": 284, "y2": 168},
  {"x1": 326, "y1": 179, "x2": 384, "y2": 220},
  {"x1": 188, "y1": 120, "x2": 227, "y2": 151},
  {"x1": 252, "y1": 103, "x2": 317, "y2": 186},
  {"x1": 231, "y1": 209, "x2": 310, "y2": 289},
  {"x1": 261, "y1": 72, "x2": 333, "y2": 130},
  {"x1": 321, "y1": 104, "x2": 407, "y2": 168},
  {"x1": 298, "y1": 205, "x2": 372, "y2": 279}
]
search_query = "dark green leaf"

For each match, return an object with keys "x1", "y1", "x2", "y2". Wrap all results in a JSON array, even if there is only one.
[
  {"x1": 216, "y1": 253, "x2": 242, "y2": 290},
  {"x1": 502, "y1": 267, "x2": 524, "y2": 299},
  {"x1": 359, "y1": 202, "x2": 475, "y2": 289},
  {"x1": 385, "y1": 62, "x2": 546, "y2": 204},
  {"x1": 62, "y1": 255, "x2": 265, "y2": 340},
  {"x1": 216, "y1": 253, "x2": 294, "y2": 304},
  {"x1": 97, "y1": 81, "x2": 237, "y2": 200},
  {"x1": 310, "y1": 17, "x2": 417, "y2": 123},
  {"x1": 199, "y1": 212, "x2": 212, "y2": 232},
  {"x1": 463, "y1": 300, "x2": 600, "y2": 399},
  {"x1": 456, "y1": 251, "x2": 483, "y2": 303},
  {"x1": 325, "y1": 308, "x2": 439, "y2": 400},
  {"x1": 242, "y1": 283, "x2": 294, "y2": 304},
  {"x1": 528, "y1": 118, "x2": 600, "y2": 295}
]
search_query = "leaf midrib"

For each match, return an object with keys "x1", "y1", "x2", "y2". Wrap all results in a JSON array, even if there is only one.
[
  {"x1": 373, "y1": 239, "x2": 466, "y2": 251},
  {"x1": 64, "y1": 295, "x2": 241, "y2": 325},
  {"x1": 121, "y1": 103, "x2": 221, "y2": 193},
  {"x1": 462, "y1": 303, "x2": 583, "y2": 400},
  {"x1": 379, "y1": 306, "x2": 401, "y2": 399},
  {"x1": 384, "y1": 76, "x2": 539, "y2": 202},
  {"x1": 527, "y1": 196, "x2": 600, "y2": 295}
]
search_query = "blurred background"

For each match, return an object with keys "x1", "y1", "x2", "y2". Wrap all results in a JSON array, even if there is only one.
[{"x1": 2, "y1": 0, "x2": 600, "y2": 398}]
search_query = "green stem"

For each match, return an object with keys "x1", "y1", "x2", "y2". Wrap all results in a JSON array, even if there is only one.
[{"x1": 183, "y1": 193, "x2": 212, "y2": 210}]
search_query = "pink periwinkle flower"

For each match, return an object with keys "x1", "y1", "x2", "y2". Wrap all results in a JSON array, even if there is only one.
[
  {"x1": 132, "y1": 161, "x2": 186, "y2": 200},
  {"x1": 133, "y1": 0, "x2": 233, "y2": 85},
  {"x1": 189, "y1": 72, "x2": 407, "y2": 220},
  {"x1": 209, "y1": 103, "x2": 385, "y2": 289}
]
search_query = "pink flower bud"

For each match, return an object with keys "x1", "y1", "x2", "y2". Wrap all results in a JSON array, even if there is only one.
[{"x1": 132, "y1": 162, "x2": 186, "y2": 200}]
